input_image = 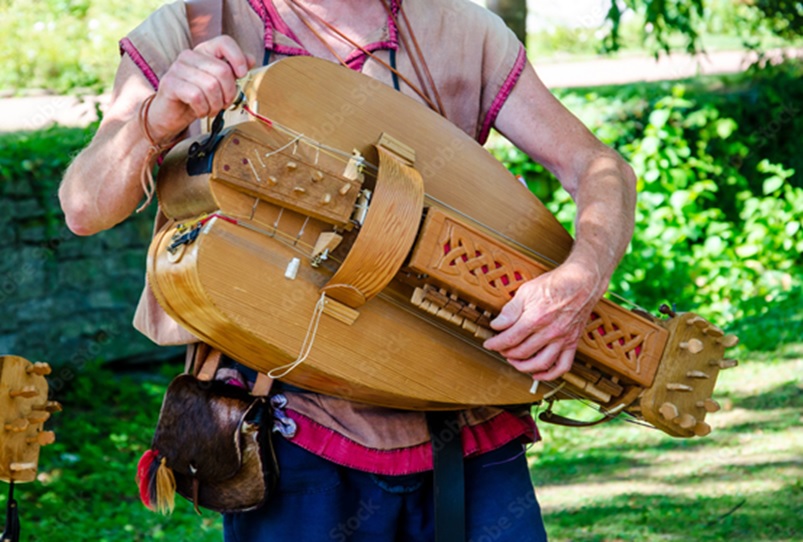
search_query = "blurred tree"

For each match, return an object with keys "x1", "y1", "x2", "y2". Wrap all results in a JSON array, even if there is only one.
[
  {"x1": 486, "y1": 0, "x2": 528, "y2": 45},
  {"x1": 602, "y1": 0, "x2": 803, "y2": 55}
]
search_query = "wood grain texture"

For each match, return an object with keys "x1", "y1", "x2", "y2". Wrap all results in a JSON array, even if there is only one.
[{"x1": 243, "y1": 56, "x2": 574, "y2": 266}]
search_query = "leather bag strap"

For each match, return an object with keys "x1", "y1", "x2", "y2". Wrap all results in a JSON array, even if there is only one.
[{"x1": 185, "y1": 0, "x2": 224, "y2": 48}]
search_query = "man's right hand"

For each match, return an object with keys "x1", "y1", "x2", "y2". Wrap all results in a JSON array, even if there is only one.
[{"x1": 146, "y1": 35, "x2": 256, "y2": 144}]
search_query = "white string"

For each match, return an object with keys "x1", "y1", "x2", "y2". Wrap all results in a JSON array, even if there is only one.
[{"x1": 268, "y1": 292, "x2": 327, "y2": 379}]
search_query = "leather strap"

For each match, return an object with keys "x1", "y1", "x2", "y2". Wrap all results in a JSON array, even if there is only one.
[
  {"x1": 427, "y1": 412, "x2": 466, "y2": 542},
  {"x1": 185, "y1": 0, "x2": 224, "y2": 48}
]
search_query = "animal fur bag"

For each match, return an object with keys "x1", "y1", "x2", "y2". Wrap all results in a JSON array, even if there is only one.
[{"x1": 136, "y1": 374, "x2": 279, "y2": 514}]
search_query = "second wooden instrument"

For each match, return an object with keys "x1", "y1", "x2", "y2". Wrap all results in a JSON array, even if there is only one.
[{"x1": 149, "y1": 57, "x2": 737, "y2": 437}]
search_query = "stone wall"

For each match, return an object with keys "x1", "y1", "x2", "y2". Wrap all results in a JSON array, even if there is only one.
[{"x1": 0, "y1": 175, "x2": 180, "y2": 372}]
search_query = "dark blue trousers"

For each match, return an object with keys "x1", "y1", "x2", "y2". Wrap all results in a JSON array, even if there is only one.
[{"x1": 224, "y1": 436, "x2": 548, "y2": 541}]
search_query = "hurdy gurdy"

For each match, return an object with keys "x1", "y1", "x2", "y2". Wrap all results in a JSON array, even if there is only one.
[{"x1": 148, "y1": 57, "x2": 738, "y2": 438}]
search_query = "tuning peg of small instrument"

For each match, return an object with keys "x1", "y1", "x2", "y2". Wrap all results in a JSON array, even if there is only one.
[
  {"x1": 685, "y1": 370, "x2": 710, "y2": 379},
  {"x1": 268, "y1": 175, "x2": 278, "y2": 186},
  {"x1": 666, "y1": 383, "x2": 694, "y2": 392},
  {"x1": 677, "y1": 414, "x2": 697, "y2": 429},
  {"x1": 717, "y1": 335, "x2": 739, "y2": 347},
  {"x1": 28, "y1": 411, "x2": 51, "y2": 425},
  {"x1": 26, "y1": 362, "x2": 52, "y2": 376},
  {"x1": 311, "y1": 171, "x2": 324, "y2": 183},
  {"x1": 32, "y1": 400, "x2": 63, "y2": 413},
  {"x1": 9, "y1": 462, "x2": 37, "y2": 473},
  {"x1": 26, "y1": 431, "x2": 56, "y2": 446},
  {"x1": 9, "y1": 386, "x2": 39, "y2": 399},
  {"x1": 320, "y1": 193, "x2": 332, "y2": 206},
  {"x1": 693, "y1": 422, "x2": 712, "y2": 437},
  {"x1": 339, "y1": 183, "x2": 352, "y2": 196},
  {"x1": 286, "y1": 161, "x2": 298, "y2": 171},
  {"x1": 4, "y1": 419, "x2": 30, "y2": 433},
  {"x1": 686, "y1": 316, "x2": 708, "y2": 328},
  {"x1": 696, "y1": 398, "x2": 721, "y2": 413},
  {"x1": 710, "y1": 358, "x2": 739, "y2": 370},
  {"x1": 659, "y1": 402, "x2": 679, "y2": 421},
  {"x1": 702, "y1": 325, "x2": 724, "y2": 338},
  {"x1": 679, "y1": 339, "x2": 704, "y2": 354}
]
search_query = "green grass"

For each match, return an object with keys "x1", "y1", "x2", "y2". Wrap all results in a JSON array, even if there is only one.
[
  {"x1": 1, "y1": 348, "x2": 798, "y2": 541},
  {"x1": 530, "y1": 354, "x2": 803, "y2": 541}
]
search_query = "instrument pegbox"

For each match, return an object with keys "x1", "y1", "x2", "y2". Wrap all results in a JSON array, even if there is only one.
[
  {"x1": 638, "y1": 312, "x2": 739, "y2": 438},
  {"x1": 0, "y1": 356, "x2": 58, "y2": 483}
]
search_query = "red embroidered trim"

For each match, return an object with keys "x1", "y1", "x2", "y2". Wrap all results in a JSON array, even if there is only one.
[
  {"x1": 284, "y1": 408, "x2": 537, "y2": 476},
  {"x1": 478, "y1": 44, "x2": 527, "y2": 144}
]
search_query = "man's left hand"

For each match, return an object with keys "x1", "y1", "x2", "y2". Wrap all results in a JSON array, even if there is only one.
[{"x1": 482, "y1": 262, "x2": 604, "y2": 382}]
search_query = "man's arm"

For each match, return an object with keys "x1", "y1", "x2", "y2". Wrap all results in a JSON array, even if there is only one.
[
  {"x1": 59, "y1": 36, "x2": 254, "y2": 236},
  {"x1": 483, "y1": 63, "x2": 637, "y2": 382}
]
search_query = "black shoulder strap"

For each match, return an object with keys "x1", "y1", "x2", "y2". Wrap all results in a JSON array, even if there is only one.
[
  {"x1": 185, "y1": 0, "x2": 224, "y2": 48},
  {"x1": 427, "y1": 412, "x2": 466, "y2": 542}
]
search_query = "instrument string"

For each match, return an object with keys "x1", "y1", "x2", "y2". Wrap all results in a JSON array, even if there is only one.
[
  {"x1": 197, "y1": 213, "x2": 656, "y2": 430},
  {"x1": 267, "y1": 292, "x2": 328, "y2": 379},
  {"x1": 226, "y1": 98, "x2": 658, "y2": 425}
]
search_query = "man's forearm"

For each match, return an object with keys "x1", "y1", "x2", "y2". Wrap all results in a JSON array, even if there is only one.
[
  {"x1": 59, "y1": 111, "x2": 160, "y2": 235},
  {"x1": 564, "y1": 149, "x2": 637, "y2": 296}
]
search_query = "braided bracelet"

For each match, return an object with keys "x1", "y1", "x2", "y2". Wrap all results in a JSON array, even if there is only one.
[{"x1": 136, "y1": 93, "x2": 180, "y2": 212}]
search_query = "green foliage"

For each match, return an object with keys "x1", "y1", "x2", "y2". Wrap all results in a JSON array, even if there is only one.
[
  {"x1": 0, "y1": 361, "x2": 223, "y2": 541},
  {"x1": 0, "y1": 0, "x2": 162, "y2": 93},
  {"x1": 0, "y1": 125, "x2": 97, "y2": 234},
  {"x1": 601, "y1": 0, "x2": 803, "y2": 55},
  {"x1": 494, "y1": 60, "x2": 803, "y2": 344}
]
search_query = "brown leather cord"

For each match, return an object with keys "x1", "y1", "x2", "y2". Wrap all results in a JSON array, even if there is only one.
[
  {"x1": 284, "y1": 0, "x2": 440, "y2": 113},
  {"x1": 136, "y1": 93, "x2": 181, "y2": 212},
  {"x1": 380, "y1": 0, "x2": 445, "y2": 117}
]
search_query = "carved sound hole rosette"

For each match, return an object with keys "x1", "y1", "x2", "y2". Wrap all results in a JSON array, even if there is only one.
[
  {"x1": 585, "y1": 311, "x2": 645, "y2": 365},
  {"x1": 440, "y1": 237, "x2": 529, "y2": 299}
]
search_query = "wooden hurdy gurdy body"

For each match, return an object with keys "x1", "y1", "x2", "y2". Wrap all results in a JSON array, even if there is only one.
[{"x1": 149, "y1": 57, "x2": 737, "y2": 438}]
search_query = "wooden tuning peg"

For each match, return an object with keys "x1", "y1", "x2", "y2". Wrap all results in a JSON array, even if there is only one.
[
  {"x1": 9, "y1": 462, "x2": 37, "y2": 473},
  {"x1": 666, "y1": 383, "x2": 693, "y2": 392},
  {"x1": 320, "y1": 193, "x2": 332, "y2": 206},
  {"x1": 676, "y1": 414, "x2": 697, "y2": 429},
  {"x1": 659, "y1": 402, "x2": 679, "y2": 421},
  {"x1": 686, "y1": 316, "x2": 708, "y2": 328},
  {"x1": 679, "y1": 339, "x2": 704, "y2": 354},
  {"x1": 693, "y1": 422, "x2": 712, "y2": 437},
  {"x1": 339, "y1": 183, "x2": 352, "y2": 196},
  {"x1": 685, "y1": 370, "x2": 710, "y2": 379},
  {"x1": 27, "y1": 362, "x2": 52, "y2": 376},
  {"x1": 710, "y1": 358, "x2": 738, "y2": 370},
  {"x1": 28, "y1": 411, "x2": 51, "y2": 425},
  {"x1": 32, "y1": 400, "x2": 63, "y2": 413},
  {"x1": 696, "y1": 398, "x2": 721, "y2": 413},
  {"x1": 286, "y1": 161, "x2": 298, "y2": 171},
  {"x1": 4, "y1": 419, "x2": 30, "y2": 433},
  {"x1": 9, "y1": 386, "x2": 39, "y2": 399},
  {"x1": 702, "y1": 325, "x2": 724, "y2": 338},
  {"x1": 268, "y1": 175, "x2": 278, "y2": 185},
  {"x1": 26, "y1": 431, "x2": 55, "y2": 446},
  {"x1": 718, "y1": 335, "x2": 739, "y2": 347},
  {"x1": 311, "y1": 171, "x2": 324, "y2": 183}
]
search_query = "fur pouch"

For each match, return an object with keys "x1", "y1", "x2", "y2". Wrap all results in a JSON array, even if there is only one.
[{"x1": 137, "y1": 374, "x2": 278, "y2": 514}]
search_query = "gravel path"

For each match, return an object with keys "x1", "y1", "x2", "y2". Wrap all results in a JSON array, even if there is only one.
[{"x1": 0, "y1": 47, "x2": 799, "y2": 133}]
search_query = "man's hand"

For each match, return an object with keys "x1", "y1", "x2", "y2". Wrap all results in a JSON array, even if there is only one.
[
  {"x1": 146, "y1": 35, "x2": 256, "y2": 144},
  {"x1": 482, "y1": 261, "x2": 605, "y2": 382}
]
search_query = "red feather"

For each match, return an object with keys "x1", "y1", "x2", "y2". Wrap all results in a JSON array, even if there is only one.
[{"x1": 136, "y1": 449, "x2": 159, "y2": 510}]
